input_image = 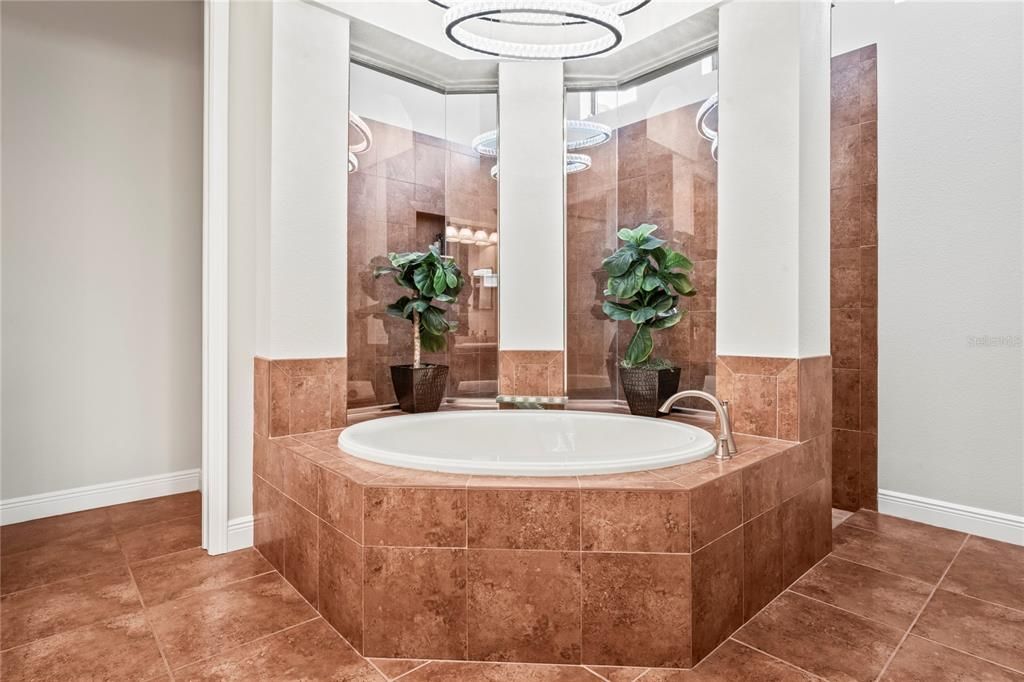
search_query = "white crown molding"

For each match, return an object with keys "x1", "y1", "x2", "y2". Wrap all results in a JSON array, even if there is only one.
[
  {"x1": 227, "y1": 515, "x2": 255, "y2": 552},
  {"x1": 0, "y1": 469, "x2": 201, "y2": 525},
  {"x1": 877, "y1": 489, "x2": 1024, "y2": 546},
  {"x1": 331, "y1": 1, "x2": 718, "y2": 93}
]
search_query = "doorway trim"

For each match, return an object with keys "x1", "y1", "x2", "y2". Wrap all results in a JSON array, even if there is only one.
[{"x1": 201, "y1": 0, "x2": 230, "y2": 555}]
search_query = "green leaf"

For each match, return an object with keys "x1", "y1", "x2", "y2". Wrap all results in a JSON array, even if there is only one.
[
  {"x1": 372, "y1": 265, "x2": 400, "y2": 279},
  {"x1": 602, "y1": 301, "x2": 635, "y2": 321},
  {"x1": 633, "y1": 224, "x2": 659, "y2": 240},
  {"x1": 660, "y1": 271, "x2": 695, "y2": 296},
  {"x1": 445, "y1": 271, "x2": 458, "y2": 289},
  {"x1": 638, "y1": 236, "x2": 666, "y2": 250},
  {"x1": 421, "y1": 306, "x2": 448, "y2": 335},
  {"x1": 413, "y1": 267, "x2": 434, "y2": 297},
  {"x1": 624, "y1": 326, "x2": 654, "y2": 366},
  {"x1": 649, "y1": 310, "x2": 683, "y2": 329},
  {"x1": 402, "y1": 298, "x2": 430, "y2": 317},
  {"x1": 616, "y1": 227, "x2": 635, "y2": 242},
  {"x1": 630, "y1": 307, "x2": 657, "y2": 324},
  {"x1": 390, "y1": 251, "x2": 426, "y2": 267},
  {"x1": 663, "y1": 250, "x2": 694, "y2": 272},
  {"x1": 608, "y1": 263, "x2": 646, "y2": 299},
  {"x1": 432, "y1": 266, "x2": 447, "y2": 295},
  {"x1": 641, "y1": 273, "x2": 662, "y2": 292},
  {"x1": 419, "y1": 330, "x2": 446, "y2": 353},
  {"x1": 385, "y1": 296, "x2": 411, "y2": 319},
  {"x1": 601, "y1": 248, "x2": 636, "y2": 277},
  {"x1": 652, "y1": 294, "x2": 676, "y2": 313}
]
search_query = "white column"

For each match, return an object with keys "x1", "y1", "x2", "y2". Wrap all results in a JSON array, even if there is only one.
[
  {"x1": 269, "y1": 0, "x2": 350, "y2": 359},
  {"x1": 225, "y1": 0, "x2": 350, "y2": 527},
  {"x1": 497, "y1": 61, "x2": 565, "y2": 352},
  {"x1": 716, "y1": 0, "x2": 830, "y2": 358}
]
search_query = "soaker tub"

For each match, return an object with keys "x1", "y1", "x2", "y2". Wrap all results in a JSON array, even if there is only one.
[{"x1": 337, "y1": 409, "x2": 717, "y2": 476}]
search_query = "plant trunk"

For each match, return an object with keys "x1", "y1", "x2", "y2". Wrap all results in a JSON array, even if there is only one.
[{"x1": 412, "y1": 310, "x2": 421, "y2": 369}]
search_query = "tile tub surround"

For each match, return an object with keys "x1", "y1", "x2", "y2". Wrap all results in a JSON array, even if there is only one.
[
  {"x1": 254, "y1": 356, "x2": 348, "y2": 437},
  {"x1": 251, "y1": 412, "x2": 832, "y2": 669},
  {"x1": 830, "y1": 44, "x2": 879, "y2": 512},
  {"x1": 715, "y1": 355, "x2": 832, "y2": 442},
  {"x1": 498, "y1": 350, "x2": 566, "y2": 399}
]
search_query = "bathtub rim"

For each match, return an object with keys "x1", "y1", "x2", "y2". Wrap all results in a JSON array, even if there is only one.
[{"x1": 337, "y1": 409, "x2": 718, "y2": 477}]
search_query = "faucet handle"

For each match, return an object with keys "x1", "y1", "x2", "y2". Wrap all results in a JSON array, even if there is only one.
[{"x1": 715, "y1": 434, "x2": 732, "y2": 461}]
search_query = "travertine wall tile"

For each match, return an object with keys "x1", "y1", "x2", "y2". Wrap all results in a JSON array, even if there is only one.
[{"x1": 830, "y1": 44, "x2": 878, "y2": 511}]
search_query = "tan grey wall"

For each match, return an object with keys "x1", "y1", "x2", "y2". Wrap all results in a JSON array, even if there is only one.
[
  {"x1": 833, "y1": 1, "x2": 1023, "y2": 519},
  {"x1": 1, "y1": 1, "x2": 203, "y2": 498}
]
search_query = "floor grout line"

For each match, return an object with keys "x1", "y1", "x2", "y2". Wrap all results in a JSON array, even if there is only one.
[
  {"x1": 872, "y1": 533, "x2": 970, "y2": 681},
  {"x1": 783, "y1": 589, "x2": 909, "y2": 634},
  {"x1": 727, "y1": 639, "x2": 830, "y2": 681},
  {"x1": 125, "y1": 541, "x2": 207, "y2": 569},
  {"x1": 114, "y1": 531, "x2": 176, "y2": 681},
  {"x1": 136, "y1": 567, "x2": 280, "y2": 611},
  {"x1": 166, "y1": 616, "x2": 322, "y2": 676},
  {"x1": 818, "y1": 552, "x2": 938, "y2": 588},
  {"x1": 389, "y1": 660, "x2": 433, "y2": 680},
  {"x1": 928, "y1": 581, "x2": 1024, "y2": 617},
  {"x1": 908, "y1": 633, "x2": 1024, "y2": 676},
  {"x1": 0, "y1": 557, "x2": 125, "y2": 600}
]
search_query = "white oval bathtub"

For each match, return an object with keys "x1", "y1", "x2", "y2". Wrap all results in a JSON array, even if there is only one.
[{"x1": 337, "y1": 410, "x2": 716, "y2": 476}]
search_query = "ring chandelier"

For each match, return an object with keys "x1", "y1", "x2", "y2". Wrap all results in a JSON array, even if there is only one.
[
  {"x1": 347, "y1": 112, "x2": 373, "y2": 174},
  {"x1": 427, "y1": 0, "x2": 649, "y2": 24},
  {"x1": 472, "y1": 119, "x2": 611, "y2": 179},
  {"x1": 432, "y1": 0, "x2": 650, "y2": 61},
  {"x1": 696, "y1": 93, "x2": 719, "y2": 162}
]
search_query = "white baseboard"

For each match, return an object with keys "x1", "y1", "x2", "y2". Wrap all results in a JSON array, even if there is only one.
[
  {"x1": 878, "y1": 489, "x2": 1024, "y2": 546},
  {"x1": 1, "y1": 469, "x2": 201, "y2": 525},
  {"x1": 227, "y1": 515, "x2": 254, "y2": 552}
]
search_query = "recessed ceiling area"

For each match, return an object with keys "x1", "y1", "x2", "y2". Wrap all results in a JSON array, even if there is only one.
[{"x1": 315, "y1": 0, "x2": 720, "y2": 91}]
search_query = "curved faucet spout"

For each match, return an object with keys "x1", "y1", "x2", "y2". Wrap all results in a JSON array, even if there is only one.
[{"x1": 658, "y1": 390, "x2": 737, "y2": 460}]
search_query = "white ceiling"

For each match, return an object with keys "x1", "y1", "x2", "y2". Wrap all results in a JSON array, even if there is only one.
[{"x1": 314, "y1": 0, "x2": 721, "y2": 91}]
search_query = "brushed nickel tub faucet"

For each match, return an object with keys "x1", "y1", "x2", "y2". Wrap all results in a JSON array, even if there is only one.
[{"x1": 658, "y1": 390, "x2": 737, "y2": 461}]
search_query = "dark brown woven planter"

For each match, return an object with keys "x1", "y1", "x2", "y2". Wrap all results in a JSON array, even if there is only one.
[
  {"x1": 619, "y1": 366, "x2": 681, "y2": 418},
  {"x1": 391, "y1": 364, "x2": 449, "y2": 413}
]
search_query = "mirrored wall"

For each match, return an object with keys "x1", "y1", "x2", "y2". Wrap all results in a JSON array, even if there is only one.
[
  {"x1": 565, "y1": 55, "x2": 719, "y2": 403},
  {"x1": 347, "y1": 65, "x2": 498, "y2": 409}
]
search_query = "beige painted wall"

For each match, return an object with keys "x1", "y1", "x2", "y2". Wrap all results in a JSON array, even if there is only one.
[
  {"x1": 1, "y1": 1, "x2": 203, "y2": 498},
  {"x1": 833, "y1": 1, "x2": 1023, "y2": 519}
]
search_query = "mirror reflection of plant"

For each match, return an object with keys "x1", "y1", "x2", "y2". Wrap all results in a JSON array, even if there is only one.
[
  {"x1": 601, "y1": 224, "x2": 696, "y2": 368},
  {"x1": 373, "y1": 244, "x2": 464, "y2": 369}
]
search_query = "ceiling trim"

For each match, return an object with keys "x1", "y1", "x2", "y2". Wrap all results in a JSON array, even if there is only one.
[{"x1": 332, "y1": 1, "x2": 719, "y2": 94}]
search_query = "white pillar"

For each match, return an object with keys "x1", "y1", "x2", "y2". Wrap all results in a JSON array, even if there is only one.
[
  {"x1": 269, "y1": 0, "x2": 349, "y2": 359},
  {"x1": 717, "y1": 0, "x2": 830, "y2": 358},
  {"x1": 226, "y1": 0, "x2": 350, "y2": 524},
  {"x1": 497, "y1": 61, "x2": 565, "y2": 352}
]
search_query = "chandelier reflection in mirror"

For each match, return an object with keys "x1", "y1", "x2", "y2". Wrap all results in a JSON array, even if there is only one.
[
  {"x1": 347, "y1": 112, "x2": 373, "y2": 174},
  {"x1": 428, "y1": 0, "x2": 651, "y2": 61},
  {"x1": 696, "y1": 92, "x2": 719, "y2": 162},
  {"x1": 474, "y1": 119, "x2": 611, "y2": 179}
]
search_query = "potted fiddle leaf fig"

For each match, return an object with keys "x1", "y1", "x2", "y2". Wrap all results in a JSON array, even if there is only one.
[
  {"x1": 373, "y1": 244, "x2": 464, "y2": 413},
  {"x1": 601, "y1": 224, "x2": 696, "y2": 417}
]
